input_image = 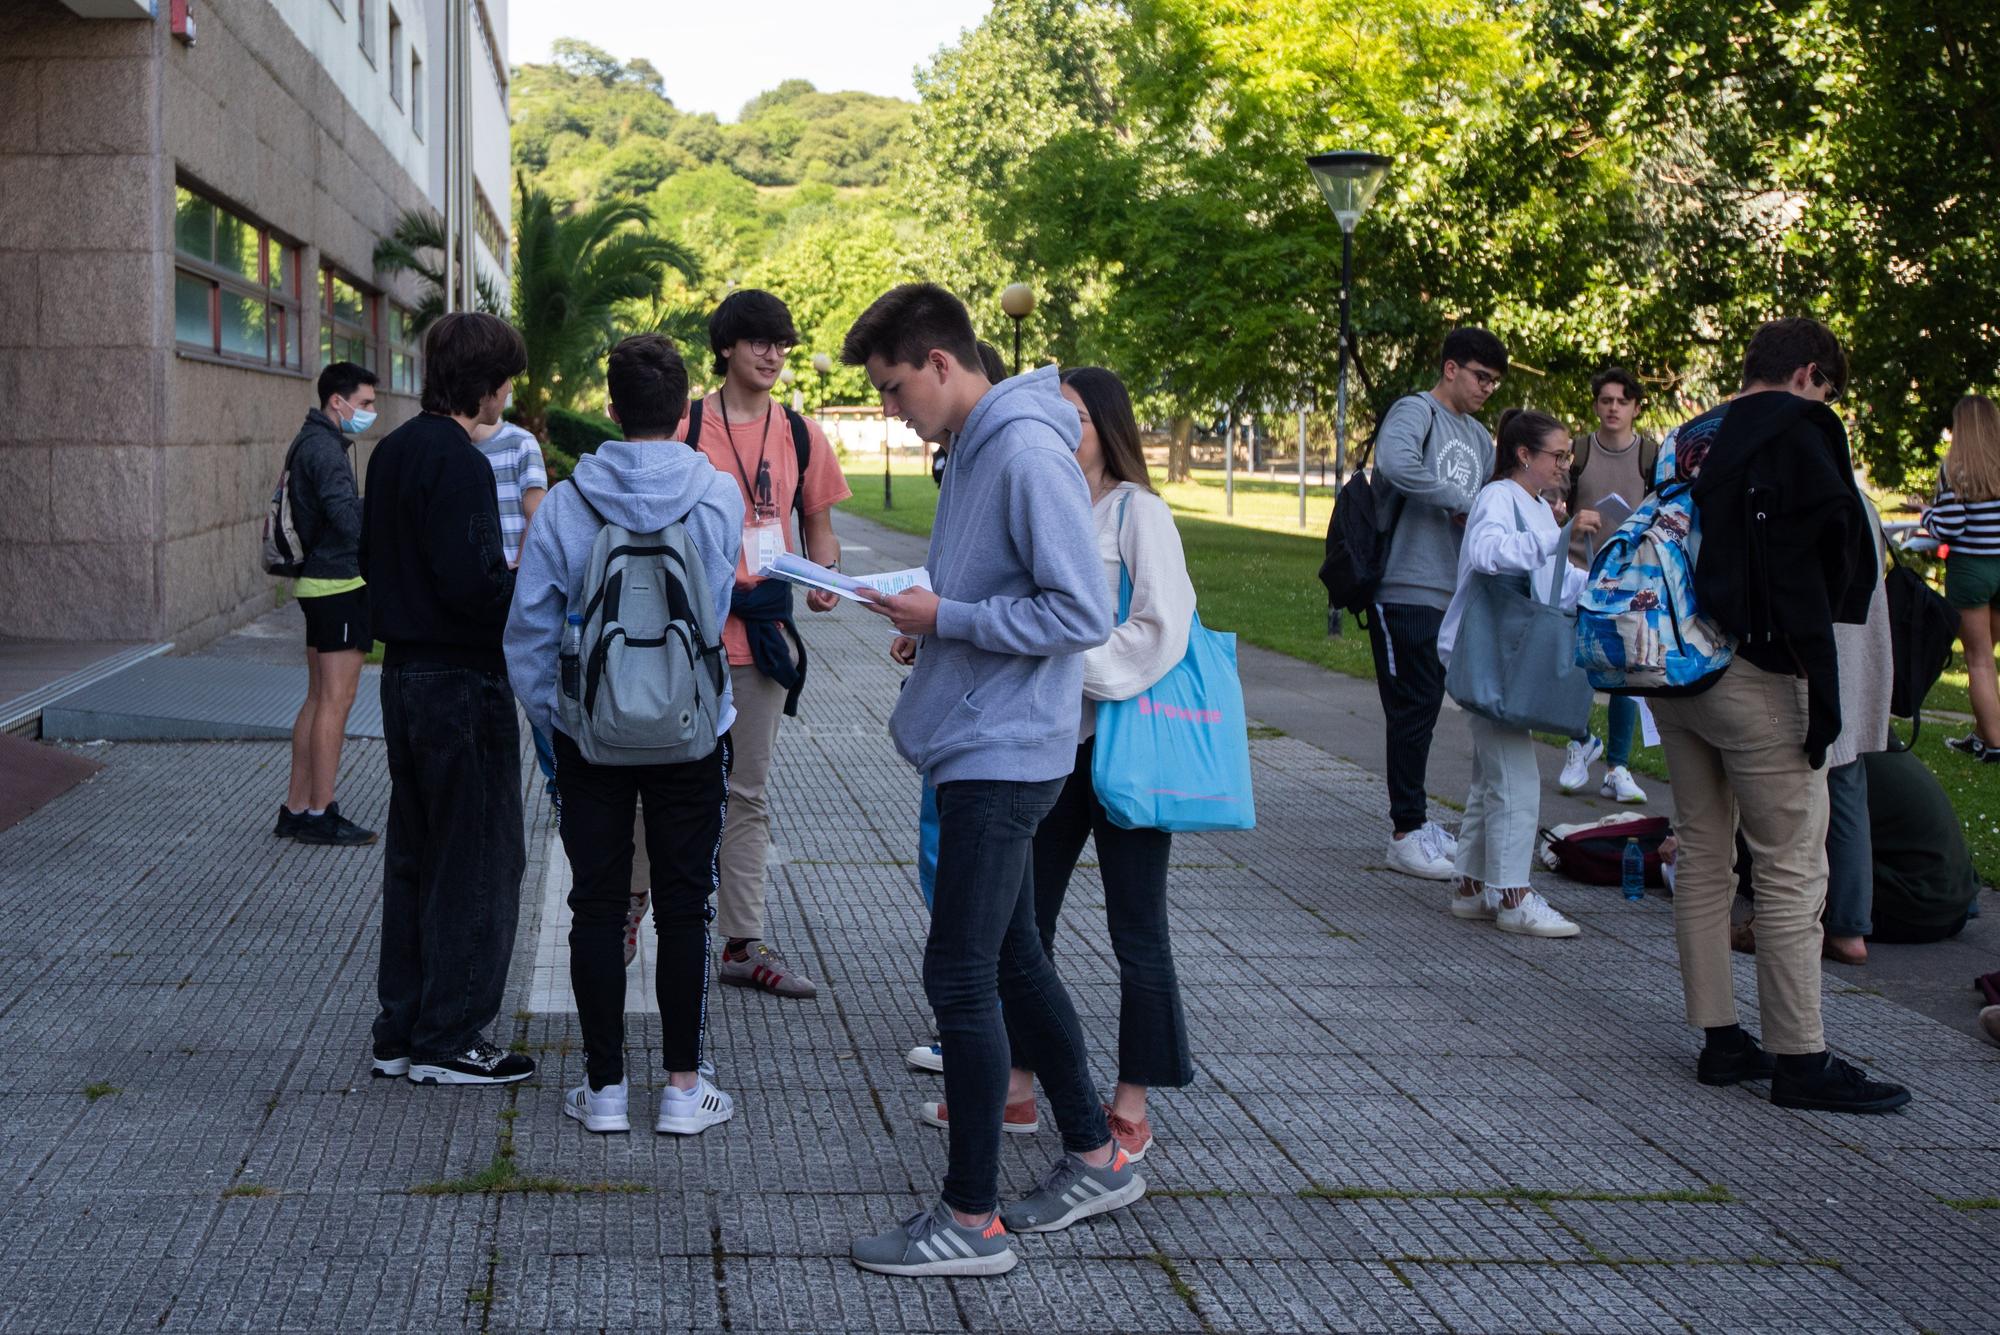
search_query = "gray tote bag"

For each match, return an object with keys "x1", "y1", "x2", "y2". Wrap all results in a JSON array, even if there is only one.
[{"x1": 1444, "y1": 506, "x2": 1593, "y2": 736}]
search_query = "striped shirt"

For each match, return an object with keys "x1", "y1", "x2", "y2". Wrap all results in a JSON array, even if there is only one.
[
  {"x1": 1924, "y1": 487, "x2": 2000, "y2": 557},
  {"x1": 478, "y1": 424, "x2": 549, "y2": 565}
]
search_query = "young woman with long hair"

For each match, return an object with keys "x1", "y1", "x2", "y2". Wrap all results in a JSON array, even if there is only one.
[
  {"x1": 917, "y1": 366, "x2": 1197, "y2": 1161},
  {"x1": 1926, "y1": 394, "x2": 2000, "y2": 758}
]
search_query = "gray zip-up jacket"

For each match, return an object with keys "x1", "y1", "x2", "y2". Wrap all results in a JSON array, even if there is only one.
[
  {"x1": 288, "y1": 408, "x2": 362, "y2": 581},
  {"x1": 892, "y1": 366, "x2": 1112, "y2": 784}
]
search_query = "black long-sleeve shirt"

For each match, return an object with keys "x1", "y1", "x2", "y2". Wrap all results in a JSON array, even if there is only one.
[{"x1": 359, "y1": 413, "x2": 515, "y2": 670}]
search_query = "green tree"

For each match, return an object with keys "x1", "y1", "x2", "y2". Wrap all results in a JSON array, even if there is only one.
[
  {"x1": 370, "y1": 208, "x2": 507, "y2": 330},
  {"x1": 748, "y1": 207, "x2": 927, "y2": 404},
  {"x1": 510, "y1": 181, "x2": 702, "y2": 438}
]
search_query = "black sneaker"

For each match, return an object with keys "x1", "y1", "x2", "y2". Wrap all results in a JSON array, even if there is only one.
[
  {"x1": 294, "y1": 802, "x2": 378, "y2": 847},
  {"x1": 1945, "y1": 733, "x2": 1987, "y2": 757},
  {"x1": 274, "y1": 804, "x2": 307, "y2": 838},
  {"x1": 1697, "y1": 1035, "x2": 1776, "y2": 1086},
  {"x1": 1770, "y1": 1054, "x2": 1911, "y2": 1114},
  {"x1": 408, "y1": 1040, "x2": 535, "y2": 1086}
]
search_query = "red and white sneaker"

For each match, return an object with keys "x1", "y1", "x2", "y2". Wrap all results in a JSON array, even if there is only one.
[
  {"x1": 1103, "y1": 1105, "x2": 1154, "y2": 1162},
  {"x1": 718, "y1": 941, "x2": 818, "y2": 999},
  {"x1": 919, "y1": 1098, "x2": 1039, "y2": 1134},
  {"x1": 622, "y1": 888, "x2": 649, "y2": 968}
]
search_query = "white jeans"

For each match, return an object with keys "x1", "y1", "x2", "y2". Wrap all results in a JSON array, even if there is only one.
[{"x1": 1455, "y1": 714, "x2": 1541, "y2": 892}]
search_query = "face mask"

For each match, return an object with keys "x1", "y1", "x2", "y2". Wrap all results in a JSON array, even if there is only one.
[{"x1": 341, "y1": 408, "x2": 377, "y2": 434}]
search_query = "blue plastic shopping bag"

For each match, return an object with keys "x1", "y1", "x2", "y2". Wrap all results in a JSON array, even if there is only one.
[
  {"x1": 1090, "y1": 501, "x2": 1256, "y2": 833},
  {"x1": 917, "y1": 776, "x2": 939, "y2": 910}
]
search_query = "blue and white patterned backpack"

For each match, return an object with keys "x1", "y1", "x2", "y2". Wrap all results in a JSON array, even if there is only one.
[{"x1": 1574, "y1": 427, "x2": 1735, "y2": 694}]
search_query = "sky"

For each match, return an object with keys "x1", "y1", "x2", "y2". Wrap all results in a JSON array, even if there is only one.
[{"x1": 507, "y1": 1, "x2": 994, "y2": 121}]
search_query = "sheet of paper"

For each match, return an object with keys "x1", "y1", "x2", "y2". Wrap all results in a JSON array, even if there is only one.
[
  {"x1": 1638, "y1": 698, "x2": 1661, "y2": 748},
  {"x1": 762, "y1": 552, "x2": 932, "y2": 604}
]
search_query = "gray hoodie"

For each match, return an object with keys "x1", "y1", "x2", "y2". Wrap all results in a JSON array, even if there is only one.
[
  {"x1": 505, "y1": 438, "x2": 744, "y2": 742},
  {"x1": 895, "y1": 365, "x2": 1112, "y2": 784},
  {"x1": 1372, "y1": 391, "x2": 1493, "y2": 611}
]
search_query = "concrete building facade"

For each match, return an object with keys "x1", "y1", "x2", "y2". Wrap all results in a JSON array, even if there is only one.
[{"x1": 0, "y1": 0, "x2": 511, "y2": 647}]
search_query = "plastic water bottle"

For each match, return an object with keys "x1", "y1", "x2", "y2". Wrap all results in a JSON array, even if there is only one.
[
  {"x1": 559, "y1": 613, "x2": 583, "y2": 700},
  {"x1": 1622, "y1": 837, "x2": 1645, "y2": 902}
]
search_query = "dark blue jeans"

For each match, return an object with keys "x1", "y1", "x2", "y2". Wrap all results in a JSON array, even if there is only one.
[
  {"x1": 1014, "y1": 740, "x2": 1193, "y2": 1089},
  {"x1": 373, "y1": 664, "x2": 525, "y2": 1061},
  {"x1": 927, "y1": 777, "x2": 1109, "y2": 1214}
]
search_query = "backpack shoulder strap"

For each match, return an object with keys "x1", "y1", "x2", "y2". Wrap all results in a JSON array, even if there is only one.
[
  {"x1": 685, "y1": 398, "x2": 703, "y2": 449},
  {"x1": 1569, "y1": 432, "x2": 1591, "y2": 497},
  {"x1": 1639, "y1": 433, "x2": 1660, "y2": 492},
  {"x1": 1361, "y1": 393, "x2": 1432, "y2": 470},
  {"x1": 784, "y1": 406, "x2": 812, "y2": 520}
]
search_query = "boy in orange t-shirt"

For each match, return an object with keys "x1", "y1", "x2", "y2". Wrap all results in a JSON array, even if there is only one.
[{"x1": 671, "y1": 289, "x2": 851, "y2": 1000}]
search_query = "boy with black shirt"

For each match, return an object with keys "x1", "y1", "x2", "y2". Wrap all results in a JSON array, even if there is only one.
[
  {"x1": 359, "y1": 312, "x2": 534, "y2": 1087},
  {"x1": 1652, "y1": 317, "x2": 1909, "y2": 1115}
]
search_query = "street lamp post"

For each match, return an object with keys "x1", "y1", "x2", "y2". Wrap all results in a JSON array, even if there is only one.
[
  {"x1": 1000, "y1": 283, "x2": 1035, "y2": 375},
  {"x1": 1306, "y1": 150, "x2": 1392, "y2": 637},
  {"x1": 810, "y1": 351, "x2": 831, "y2": 419}
]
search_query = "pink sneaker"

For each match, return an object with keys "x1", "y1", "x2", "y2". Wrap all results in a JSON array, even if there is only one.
[{"x1": 1103, "y1": 1105, "x2": 1154, "y2": 1162}]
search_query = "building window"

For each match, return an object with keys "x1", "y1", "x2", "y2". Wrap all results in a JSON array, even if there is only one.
[
  {"x1": 473, "y1": 0, "x2": 508, "y2": 94},
  {"x1": 388, "y1": 10, "x2": 405, "y2": 107},
  {"x1": 388, "y1": 305, "x2": 423, "y2": 396},
  {"x1": 357, "y1": 0, "x2": 374, "y2": 65},
  {"x1": 474, "y1": 186, "x2": 507, "y2": 264},
  {"x1": 173, "y1": 185, "x2": 305, "y2": 371},
  {"x1": 411, "y1": 51, "x2": 425, "y2": 140},
  {"x1": 321, "y1": 270, "x2": 379, "y2": 372}
]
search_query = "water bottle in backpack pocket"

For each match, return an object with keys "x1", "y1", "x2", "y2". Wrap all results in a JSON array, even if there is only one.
[
  {"x1": 1574, "y1": 427, "x2": 1735, "y2": 695},
  {"x1": 559, "y1": 494, "x2": 727, "y2": 766}
]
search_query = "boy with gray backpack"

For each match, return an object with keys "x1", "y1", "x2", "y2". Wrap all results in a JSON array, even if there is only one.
[{"x1": 505, "y1": 334, "x2": 744, "y2": 1137}]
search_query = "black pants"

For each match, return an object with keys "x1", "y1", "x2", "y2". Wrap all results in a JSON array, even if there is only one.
[
  {"x1": 1365, "y1": 602, "x2": 1447, "y2": 835},
  {"x1": 927, "y1": 777, "x2": 1108, "y2": 1214},
  {"x1": 555, "y1": 730, "x2": 729, "y2": 1088},
  {"x1": 1012, "y1": 740, "x2": 1193, "y2": 1089},
  {"x1": 373, "y1": 664, "x2": 526, "y2": 1062}
]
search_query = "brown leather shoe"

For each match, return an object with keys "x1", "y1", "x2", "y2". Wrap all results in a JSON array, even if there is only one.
[{"x1": 1823, "y1": 933, "x2": 1868, "y2": 966}]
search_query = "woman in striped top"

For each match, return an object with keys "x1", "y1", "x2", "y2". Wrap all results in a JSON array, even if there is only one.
[{"x1": 1925, "y1": 394, "x2": 2000, "y2": 759}]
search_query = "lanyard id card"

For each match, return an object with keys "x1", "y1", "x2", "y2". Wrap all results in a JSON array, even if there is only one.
[{"x1": 745, "y1": 516, "x2": 785, "y2": 575}]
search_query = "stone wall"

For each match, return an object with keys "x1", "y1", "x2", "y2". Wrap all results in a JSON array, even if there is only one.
[{"x1": 0, "y1": 0, "x2": 436, "y2": 647}]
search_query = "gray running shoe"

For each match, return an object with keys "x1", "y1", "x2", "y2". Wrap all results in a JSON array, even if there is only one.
[
  {"x1": 1001, "y1": 1148, "x2": 1145, "y2": 1234},
  {"x1": 718, "y1": 941, "x2": 818, "y2": 999},
  {"x1": 851, "y1": 1200, "x2": 1017, "y2": 1277}
]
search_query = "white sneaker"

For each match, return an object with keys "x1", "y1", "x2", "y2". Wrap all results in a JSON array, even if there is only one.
[
  {"x1": 563, "y1": 1080, "x2": 631, "y2": 1134},
  {"x1": 906, "y1": 1043, "x2": 944, "y2": 1073},
  {"x1": 656, "y1": 1075, "x2": 734, "y2": 1135},
  {"x1": 1450, "y1": 886, "x2": 1502, "y2": 920},
  {"x1": 1600, "y1": 766, "x2": 1648, "y2": 804},
  {"x1": 1559, "y1": 737, "x2": 1603, "y2": 793},
  {"x1": 1419, "y1": 820, "x2": 1458, "y2": 860},
  {"x1": 1496, "y1": 891, "x2": 1581, "y2": 938},
  {"x1": 1385, "y1": 830, "x2": 1455, "y2": 881}
]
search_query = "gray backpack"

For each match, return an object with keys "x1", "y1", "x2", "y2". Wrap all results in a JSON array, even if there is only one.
[{"x1": 558, "y1": 491, "x2": 726, "y2": 766}]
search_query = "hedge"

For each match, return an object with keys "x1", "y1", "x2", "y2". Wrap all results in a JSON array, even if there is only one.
[{"x1": 546, "y1": 406, "x2": 621, "y2": 459}]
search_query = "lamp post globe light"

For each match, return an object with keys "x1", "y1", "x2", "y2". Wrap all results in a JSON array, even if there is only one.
[
  {"x1": 1000, "y1": 282, "x2": 1035, "y2": 375},
  {"x1": 1306, "y1": 149, "x2": 1391, "y2": 637}
]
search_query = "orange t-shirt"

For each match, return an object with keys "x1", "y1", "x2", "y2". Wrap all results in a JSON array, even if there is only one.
[{"x1": 678, "y1": 394, "x2": 852, "y2": 666}]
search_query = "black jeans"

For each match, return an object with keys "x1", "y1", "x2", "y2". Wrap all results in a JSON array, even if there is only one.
[
  {"x1": 373, "y1": 664, "x2": 526, "y2": 1061},
  {"x1": 927, "y1": 777, "x2": 1109, "y2": 1214},
  {"x1": 555, "y1": 730, "x2": 730, "y2": 1088},
  {"x1": 1012, "y1": 740, "x2": 1193, "y2": 1089},
  {"x1": 1366, "y1": 602, "x2": 1447, "y2": 835}
]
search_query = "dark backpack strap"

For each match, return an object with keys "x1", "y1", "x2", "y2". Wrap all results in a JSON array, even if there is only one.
[
  {"x1": 1568, "y1": 432, "x2": 1591, "y2": 501},
  {"x1": 1640, "y1": 433, "x2": 1660, "y2": 494},
  {"x1": 784, "y1": 406, "x2": 812, "y2": 520},
  {"x1": 685, "y1": 398, "x2": 703, "y2": 449}
]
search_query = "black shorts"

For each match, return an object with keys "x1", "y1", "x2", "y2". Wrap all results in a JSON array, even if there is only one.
[{"x1": 300, "y1": 587, "x2": 370, "y2": 654}]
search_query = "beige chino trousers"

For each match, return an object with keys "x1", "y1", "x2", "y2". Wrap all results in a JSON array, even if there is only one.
[{"x1": 1652, "y1": 659, "x2": 1829, "y2": 1054}]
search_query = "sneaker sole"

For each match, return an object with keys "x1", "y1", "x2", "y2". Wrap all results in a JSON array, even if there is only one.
[
  {"x1": 719, "y1": 973, "x2": 818, "y2": 1000},
  {"x1": 1770, "y1": 1088, "x2": 1912, "y2": 1114},
  {"x1": 656, "y1": 1106, "x2": 734, "y2": 1136},
  {"x1": 1388, "y1": 857, "x2": 1456, "y2": 882},
  {"x1": 853, "y1": 1247, "x2": 1018, "y2": 1278},
  {"x1": 408, "y1": 1065, "x2": 533, "y2": 1086},
  {"x1": 1697, "y1": 1062, "x2": 1774, "y2": 1088},
  {"x1": 294, "y1": 834, "x2": 379, "y2": 847},
  {"x1": 371, "y1": 1057, "x2": 410, "y2": 1078},
  {"x1": 563, "y1": 1102, "x2": 631, "y2": 1134},
  {"x1": 1495, "y1": 920, "x2": 1580, "y2": 938},
  {"x1": 920, "y1": 1108, "x2": 1038, "y2": 1134},
  {"x1": 1449, "y1": 903, "x2": 1497, "y2": 921},
  {"x1": 1006, "y1": 1172, "x2": 1147, "y2": 1234}
]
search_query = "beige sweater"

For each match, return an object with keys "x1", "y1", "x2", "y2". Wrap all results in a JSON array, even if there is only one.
[{"x1": 1827, "y1": 499, "x2": 1892, "y2": 769}]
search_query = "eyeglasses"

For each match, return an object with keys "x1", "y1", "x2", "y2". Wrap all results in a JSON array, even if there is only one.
[
  {"x1": 1456, "y1": 364, "x2": 1503, "y2": 390},
  {"x1": 1808, "y1": 366, "x2": 1844, "y2": 404},
  {"x1": 745, "y1": 339, "x2": 797, "y2": 358},
  {"x1": 1534, "y1": 447, "x2": 1574, "y2": 465}
]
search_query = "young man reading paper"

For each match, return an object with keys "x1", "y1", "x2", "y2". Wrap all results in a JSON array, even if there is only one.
[{"x1": 840, "y1": 283, "x2": 1140, "y2": 1278}]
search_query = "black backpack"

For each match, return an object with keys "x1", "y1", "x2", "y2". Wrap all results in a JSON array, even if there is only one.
[
  {"x1": 1318, "y1": 396, "x2": 1434, "y2": 619},
  {"x1": 685, "y1": 399, "x2": 814, "y2": 530},
  {"x1": 1883, "y1": 546, "x2": 1957, "y2": 749}
]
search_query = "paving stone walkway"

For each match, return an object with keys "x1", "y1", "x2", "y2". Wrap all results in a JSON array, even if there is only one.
[{"x1": 2, "y1": 531, "x2": 1999, "y2": 1332}]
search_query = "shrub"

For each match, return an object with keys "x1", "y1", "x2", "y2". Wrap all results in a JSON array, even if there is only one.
[
  {"x1": 546, "y1": 406, "x2": 622, "y2": 458},
  {"x1": 544, "y1": 445, "x2": 578, "y2": 485}
]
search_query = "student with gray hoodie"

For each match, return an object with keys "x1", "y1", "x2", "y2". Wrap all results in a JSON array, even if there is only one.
[
  {"x1": 504, "y1": 334, "x2": 744, "y2": 1138},
  {"x1": 841, "y1": 284, "x2": 1140, "y2": 1279}
]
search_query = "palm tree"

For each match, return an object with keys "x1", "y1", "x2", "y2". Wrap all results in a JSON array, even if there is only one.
[
  {"x1": 371, "y1": 209, "x2": 508, "y2": 330},
  {"x1": 511, "y1": 179, "x2": 701, "y2": 439}
]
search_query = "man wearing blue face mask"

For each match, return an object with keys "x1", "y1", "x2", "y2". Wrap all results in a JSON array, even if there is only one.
[{"x1": 277, "y1": 361, "x2": 380, "y2": 847}]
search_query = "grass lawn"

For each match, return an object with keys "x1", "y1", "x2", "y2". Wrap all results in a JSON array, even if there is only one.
[{"x1": 839, "y1": 462, "x2": 2000, "y2": 878}]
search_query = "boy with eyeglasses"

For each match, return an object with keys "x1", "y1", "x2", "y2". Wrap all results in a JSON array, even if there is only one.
[
  {"x1": 1556, "y1": 366, "x2": 1659, "y2": 804},
  {"x1": 671, "y1": 289, "x2": 850, "y2": 1002},
  {"x1": 1369, "y1": 327, "x2": 1507, "y2": 882}
]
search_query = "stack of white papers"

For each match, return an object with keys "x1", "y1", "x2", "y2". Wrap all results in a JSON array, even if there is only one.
[{"x1": 762, "y1": 551, "x2": 932, "y2": 603}]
